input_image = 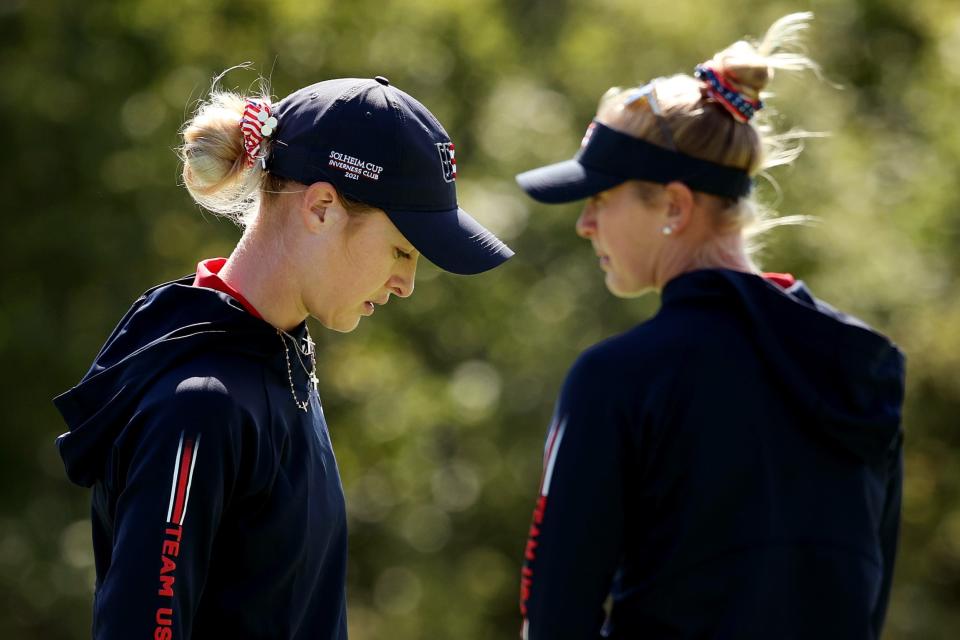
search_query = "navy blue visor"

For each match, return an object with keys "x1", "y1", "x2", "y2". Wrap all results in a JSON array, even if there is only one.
[{"x1": 516, "y1": 120, "x2": 753, "y2": 203}]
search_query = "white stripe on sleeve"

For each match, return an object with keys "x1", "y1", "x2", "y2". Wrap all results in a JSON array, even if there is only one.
[
  {"x1": 541, "y1": 418, "x2": 567, "y2": 497},
  {"x1": 166, "y1": 432, "x2": 185, "y2": 523},
  {"x1": 178, "y1": 433, "x2": 202, "y2": 526}
]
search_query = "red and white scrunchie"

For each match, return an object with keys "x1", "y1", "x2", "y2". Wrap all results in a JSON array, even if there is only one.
[{"x1": 239, "y1": 99, "x2": 278, "y2": 167}]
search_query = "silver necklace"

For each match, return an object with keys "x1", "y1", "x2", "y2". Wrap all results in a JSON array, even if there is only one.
[{"x1": 277, "y1": 328, "x2": 318, "y2": 412}]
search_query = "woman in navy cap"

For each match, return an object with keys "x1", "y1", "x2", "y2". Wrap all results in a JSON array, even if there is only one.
[
  {"x1": 53, "y1": 73, "x2": 512, "y2": 639},
  {"x1": 515, "y1": 13, "x2": 904, "y2": 640}
]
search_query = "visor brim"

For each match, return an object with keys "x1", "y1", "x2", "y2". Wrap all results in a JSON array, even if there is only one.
[{"x1": 516, "y1": 160, "x2": 625, "y2": 204}]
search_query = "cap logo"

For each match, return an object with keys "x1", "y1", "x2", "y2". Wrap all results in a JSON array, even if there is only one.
[
  {"x1": 436, "y1": 142, "x2": 457, "y2": 183},
  {"x1": 328, "y1": 150, "x2": 384, "y2": 181}
]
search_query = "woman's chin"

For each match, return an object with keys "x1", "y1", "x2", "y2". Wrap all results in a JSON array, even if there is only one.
[
  {"x1": 318, "y1": 313, "x2": 362, "y2": 334},
  {"x1": 605, "y1": 273, "x2": 649, "y2": 299}
]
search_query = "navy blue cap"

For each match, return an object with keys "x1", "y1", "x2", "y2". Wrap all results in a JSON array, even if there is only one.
[
  {"x1": 517, "y1": 120, "x2": 753, "y2": 203},
  {"x1": 266, "y1": 77, "x2": 513, "y2": 275}
]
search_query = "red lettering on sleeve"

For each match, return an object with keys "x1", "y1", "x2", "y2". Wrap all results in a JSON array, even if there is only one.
[
  {"x1": 158, "y1": 575, "x2": 175, "y2": 598},
  {"x1": 155, "y1": 522, "x2": 185, "y2": 635},
  {"x1": 159, "y1": 554, "x2": 177, "y2": 575}
]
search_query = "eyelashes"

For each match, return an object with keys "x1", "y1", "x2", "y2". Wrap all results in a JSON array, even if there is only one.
[{"x1": 395, "y1": 248, "x2": 413, "y2": 260}]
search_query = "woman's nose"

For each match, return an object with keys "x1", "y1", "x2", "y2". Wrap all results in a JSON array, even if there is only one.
[
  {"x1": 576, "y1": 205, "x2": 597, "y2": 239},
  {"x1": 390, "y1": 256, "x2": 418, "y2": 298}
]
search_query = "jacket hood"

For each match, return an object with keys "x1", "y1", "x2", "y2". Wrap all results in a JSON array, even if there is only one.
[
  {"x1": 54, "y1": 276, "x2": 304, "y2": 487},
  {"x1": 661, "y1": 269, "x2": 905, "y2": 464}
]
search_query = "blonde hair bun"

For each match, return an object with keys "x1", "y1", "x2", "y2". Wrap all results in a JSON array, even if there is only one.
[
  {"x1": 708, "y1": 41, "x2": 771, "y2": 102},
  {"x1": 179, "y1": 81, "x2": 271, "y2": 225}
]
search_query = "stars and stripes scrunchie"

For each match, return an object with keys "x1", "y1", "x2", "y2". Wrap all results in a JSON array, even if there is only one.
[
  {"x1": 694, "y1": 65, "x2": 764, "y2": 123},
  {"x1": 239, "y1": 99, "x2": 278, "y2": 167}
]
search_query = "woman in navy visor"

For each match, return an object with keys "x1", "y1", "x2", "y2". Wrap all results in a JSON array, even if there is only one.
[{"x1": 515, "y1": 13, "x2": 904, "y2": 640}]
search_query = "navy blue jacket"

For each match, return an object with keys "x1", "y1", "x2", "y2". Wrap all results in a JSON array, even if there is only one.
[
  {"x1": 54, "y1": 276, "x2": 348, "y2": 640},
  {"x1": 520, "y1": 269, "x2": 905, "y2": 640}
]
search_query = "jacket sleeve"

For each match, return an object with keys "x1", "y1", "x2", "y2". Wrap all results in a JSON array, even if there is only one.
[
  {"x1": 94, "y1": 378, "x2": 245, "y2": 640},
  {"x1": 871, "y1": 431, "x2": 903, "y2": 637},
  {"x1": 520, "y1": 353, "x2": 628, "y2": 640}
]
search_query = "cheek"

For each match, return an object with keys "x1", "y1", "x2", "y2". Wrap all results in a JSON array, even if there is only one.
[
  {"x1": 600, "y1": 217, "x2": 649, "y2": 263},
  {"x1": 361, "y1": 254, "x2": 396, "y2": 291},
  {"x1": 342, "y1": 236, "x2": 393, "y2": 289},
  {"x1": 603, "y1": 220, "x2": 660, "y2": 288}
]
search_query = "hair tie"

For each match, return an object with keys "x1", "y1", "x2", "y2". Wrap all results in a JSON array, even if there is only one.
[
  {"x1": 239, "y1": 99, "x2": 278, "y2": 168},
  {"x1": 694, "y1": 65, "x2": 763, "y2": 123}
]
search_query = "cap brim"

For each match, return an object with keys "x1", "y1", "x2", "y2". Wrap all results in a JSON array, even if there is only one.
[
  {"x1": 384, "y1": 207, "x2": 514, "y2": 275},
  {"x1": 516, "y1": 159, "x2": 625, "y2": 204}
]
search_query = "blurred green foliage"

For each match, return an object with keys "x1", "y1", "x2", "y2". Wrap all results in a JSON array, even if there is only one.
[{"x1": 2, "y1": 0, "x2": 959, "y2": 637}]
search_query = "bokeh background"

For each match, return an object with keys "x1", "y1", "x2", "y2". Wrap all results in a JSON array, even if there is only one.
[{"x1": 2, "y1": 0, "x2": 959, "y2": 637}]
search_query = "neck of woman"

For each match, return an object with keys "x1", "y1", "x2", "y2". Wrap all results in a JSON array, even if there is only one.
[
  {"x1": 219, "y1": 220, "x2": 309, "y2": 332},
  {"x1": 657, "y1": 232, "x2": 757, "y2": 290}
]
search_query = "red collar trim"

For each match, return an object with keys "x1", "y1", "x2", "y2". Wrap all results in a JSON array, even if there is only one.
[
  {"x1": 762, "y1": 272, "x2": 797, "y2": 289},
  {"x1": 192, "y1": 258, "x2": 264, "y2": 320}
]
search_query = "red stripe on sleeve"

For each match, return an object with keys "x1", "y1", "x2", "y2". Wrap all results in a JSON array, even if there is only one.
[
  {"x1": 538, "y1": 425, "x2": 561, "y2": 492},
  {"x1": 171, "y1": 439, "x2": 194, "y2": 524}
]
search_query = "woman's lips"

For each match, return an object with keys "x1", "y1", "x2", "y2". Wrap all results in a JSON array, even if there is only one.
[{"x1": 362, "y1": 296, "x2": 390, "y2": 316}]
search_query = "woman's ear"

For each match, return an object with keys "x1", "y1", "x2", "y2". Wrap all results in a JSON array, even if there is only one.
[
  {"x1": 300, "y1": 182, "x2": 342, "y2": 233},
  {"x1": 663, "y1": 181, "x2": 695, "y2": 234}
]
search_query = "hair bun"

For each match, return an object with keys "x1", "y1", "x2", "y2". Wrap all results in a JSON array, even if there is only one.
[
  {"x1": 179, "y1": 89, "x2": 266, "y2": 224},
  {"x1": 709, "y1": 41, "x2": 771, "y2": 102}
]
